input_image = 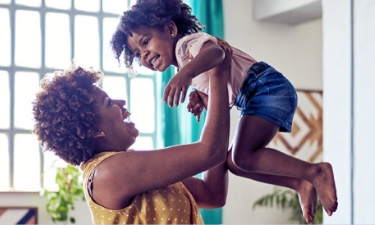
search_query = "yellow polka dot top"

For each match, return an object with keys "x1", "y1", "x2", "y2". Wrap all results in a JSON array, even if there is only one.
[{"x1": 80, "y1": 151, "x2": 204, "y2": 224}]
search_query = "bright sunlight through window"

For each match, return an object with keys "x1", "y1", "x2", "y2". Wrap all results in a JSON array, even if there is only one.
[{"x1": 0, "y1": 0, "x2": 158, "y2": 192}]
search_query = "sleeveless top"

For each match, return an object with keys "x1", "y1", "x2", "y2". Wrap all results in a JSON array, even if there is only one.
[
  {"x1": 80, "y1": 151, "x2": 204, "y2": 224},
  {"x1": 175, "y1": 32, "x2": 257, "y2": 107}
]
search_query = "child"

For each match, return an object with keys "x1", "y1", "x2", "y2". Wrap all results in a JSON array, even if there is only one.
[{"x1": 110, "y1": 0, "x2": 338, "y2": 223}]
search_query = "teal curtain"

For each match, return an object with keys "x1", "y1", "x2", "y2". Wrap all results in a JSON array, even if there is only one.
[
  {"x1": 160, "y1": 0, "x2": 224, "y2": 224},
  {"x1": 160, "y1": 66, "x2": 182, "y2": 146}
]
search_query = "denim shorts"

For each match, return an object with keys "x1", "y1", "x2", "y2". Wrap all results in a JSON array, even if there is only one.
[{"x1": 234, "y1": 61, "x2": 298, "y2": 132}]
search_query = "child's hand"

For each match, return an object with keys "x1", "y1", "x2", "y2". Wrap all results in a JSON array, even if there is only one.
[
  {"x1": 187, "y1": 90, "x2": 205, "y2": 122},
  {"x1": 163, "y1": 70, "x2": 192, "y2": 107}
]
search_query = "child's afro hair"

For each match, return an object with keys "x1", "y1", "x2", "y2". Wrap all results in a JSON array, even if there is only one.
[{"x1": 110, "y1": 0, "x2": 204, "y2": 69}]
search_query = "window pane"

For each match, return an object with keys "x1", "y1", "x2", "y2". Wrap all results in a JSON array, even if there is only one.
[
  {"x1": 130, "y1": 78, "x2": 155, "y2": 133},
  {"x1": 45, "y1": 13, "x2": 71, "y2": 69},
  {"x1": 43, "y1": 151, "x2": 66, "y2": 191},
  {"x1": 14, "y1": 134, "x2": 40, "y2": 191},
  {"x1": 14, "y1": 72, "x2": 40, "y2": 129},
  {"x1": 16, "y1": 0, "x2": 41, "y2": 7},
  {"x1": 0, "y1": 9, "x2": 11, "y2": 66},
  {"x1": 103, "y1": 0, "x2": 128, "y2": 14},
  {"x1": 45, "y1": 0, "x2": 71, "y2": 10},
  {"x1": 102, "y1": 76, "x2": 127, "y2": 101},
  {"x1": 15, "y1": 10, "x2": 41, "y2": 68},
  {"x1": 103, "y1": 17, "x2": 127, "y2": 73},
  {"x1": 132, "y1": 61, "x2": 155, "y2": 76},
  {"x1": 74, "y1": 0, "x2": 99, "y2": 12},
  {"x1": 0, "y1": 71, "x2": 10, "y2": 129},
  {"x1": 0, "y1": 134, "x2": 10, "y2": 191},
  {"x1": 130, "y1": 0, "x2": 137, "y2": 7},
  {"x1": 130, "y1": 136, "x2": 153, "y2": 150},
  {"x1": 74, "y1": 15, "x2": 99, "y2": 68},
  {"x1": 0, "y1": 0, "x2": 11, "y2": 4}
]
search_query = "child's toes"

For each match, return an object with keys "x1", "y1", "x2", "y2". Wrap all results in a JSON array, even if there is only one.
[{"x1": 303, "y1": 213, "x2": 311, "y2": 224}]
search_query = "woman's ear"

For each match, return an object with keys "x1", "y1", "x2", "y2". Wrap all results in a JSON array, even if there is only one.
[
  {"x1": 165, "y1": 20, "x2": 178, "y2": 37},
  {"x1": 93, "y1": 130, "x2": 105, "y2": 138}
]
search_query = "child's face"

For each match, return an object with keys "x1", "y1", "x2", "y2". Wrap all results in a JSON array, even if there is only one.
[{"x1": 126, "y1": 24, "x2": 178, "y2": 72}]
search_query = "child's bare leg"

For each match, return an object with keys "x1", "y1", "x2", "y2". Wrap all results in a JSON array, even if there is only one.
[
  {"x1": 232, "y1": 115, "x2": 338, "y2": 216},
  {"x1": 227, "y1": 149, "x2": 317, "y2": 224}
]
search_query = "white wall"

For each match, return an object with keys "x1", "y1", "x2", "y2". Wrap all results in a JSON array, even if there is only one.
[
  {"x1": 353, "y1": 1, "x2": 375, "y2": 223},
  {"x1": 323, "y1": 0, "x2": 375, "y2": 224},
  {"x1": 321, "y1": 0, "x2": 352, "y2": 223},
  {"x1": 222, "y1": 0, "x2": 322, "y2": 223},
  {"x1": 253, "y1": 0, "x2": 322, "y2": 25}
]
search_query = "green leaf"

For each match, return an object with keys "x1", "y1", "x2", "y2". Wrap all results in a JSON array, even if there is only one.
[
  {"x1": 252, "y1": 186, "x2": 325, "y2": 224},
  {"x1": 42, "y1": 164, "x2": 84, "y2": 223}
]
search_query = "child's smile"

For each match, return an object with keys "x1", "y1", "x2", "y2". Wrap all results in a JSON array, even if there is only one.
[{"x1": 150, "y1": 55, "x2": 160, "y2": 69}]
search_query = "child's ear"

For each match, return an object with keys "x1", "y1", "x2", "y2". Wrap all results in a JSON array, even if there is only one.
[{"x1": 165, "y1": 20, "x2": 178, "y2": 37}]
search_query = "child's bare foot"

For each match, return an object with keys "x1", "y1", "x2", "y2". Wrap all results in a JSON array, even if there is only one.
[
  {"x1": 312, "y1": 162, "x2": 338, "y2": 216},
  {"x1": 297, "y1": 180, "x2": 317, "y2": 224}
]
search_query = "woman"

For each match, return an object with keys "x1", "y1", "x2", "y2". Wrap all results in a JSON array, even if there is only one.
[{"x1": 32, "y1": 40, "x2": 232, "y2": 224}]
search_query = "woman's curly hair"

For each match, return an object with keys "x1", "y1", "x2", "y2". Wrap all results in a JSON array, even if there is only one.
[
  {"x1": 32, "y1": 64, "x2": 104, "y2": 166},
  {"x1": 110, "y1": 0, "x2": 204, "y2": 69}
]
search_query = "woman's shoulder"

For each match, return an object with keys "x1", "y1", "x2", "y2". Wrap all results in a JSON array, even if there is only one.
[{"x1": 81, "y1": 151, "x2": 132, "y2": 177}]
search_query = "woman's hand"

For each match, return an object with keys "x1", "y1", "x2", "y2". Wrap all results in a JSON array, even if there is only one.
[
  {"x1": 186, "y1": 39, "x2": 233, "y2": 122},
  {"x1": 210, "y1": 38, "x2": 233, "y2": 78},
  {"x1": 163, "y1": 39, "x2": 226, "y2": 107},
  {"x1": 187, "y1": 90, "x2": 205, "y2": 122}
]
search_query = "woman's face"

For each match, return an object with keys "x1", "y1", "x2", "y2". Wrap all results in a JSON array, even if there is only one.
[{"x1": 93, "y1": 86, "x2": 139, "y2": 150}]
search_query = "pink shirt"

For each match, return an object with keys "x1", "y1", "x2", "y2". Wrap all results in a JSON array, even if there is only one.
[{"x1": 175, "y1": 32, "x2": 257, "y2": 107}]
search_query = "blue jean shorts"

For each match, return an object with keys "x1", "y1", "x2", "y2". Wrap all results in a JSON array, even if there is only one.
[{"x1": 234, "y1": 61, "x2": 298, "y2": 132}]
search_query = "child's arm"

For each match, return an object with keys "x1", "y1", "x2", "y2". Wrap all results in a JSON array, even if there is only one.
[
  {"x1": 187, "y1": 89, "x2": 208, "y2": 122},
  {"x1": 163, "y1": 40, "x2": 225, "y2": 107}
]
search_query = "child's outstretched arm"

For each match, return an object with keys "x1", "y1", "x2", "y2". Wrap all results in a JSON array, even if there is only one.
[{"x1": 163, "y1": 40, "x2": 225, "y2": 107}]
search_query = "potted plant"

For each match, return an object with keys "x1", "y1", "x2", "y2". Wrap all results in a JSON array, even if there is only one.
[
  {"x1": 40, "y1": 164, "x2": 85, "y2": 224},
  {"x1": 253, "y1": 186, "x2": 323, "y2": 224}
]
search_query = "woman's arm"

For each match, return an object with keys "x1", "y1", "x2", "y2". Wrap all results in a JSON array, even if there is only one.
[
  {"x1": 179, "y1": 40, "x2": 225, "y2": 80},
  {"x1": 163, "y1": 40, "x2": 225, "y2": 107},
  {"x1": 92, "y1": 40, "x2": 231, "y2": 210},
  {"x1": 182, "y1": 154, "x2": 229, "y2": 208},
  {"x1": 182, "y1": 40, "x2": 233, "y2": 208}
]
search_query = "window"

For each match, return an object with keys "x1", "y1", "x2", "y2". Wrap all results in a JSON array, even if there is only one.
[{"x1": 0, "y1": 0, "x2": 159, "y2": 192}]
